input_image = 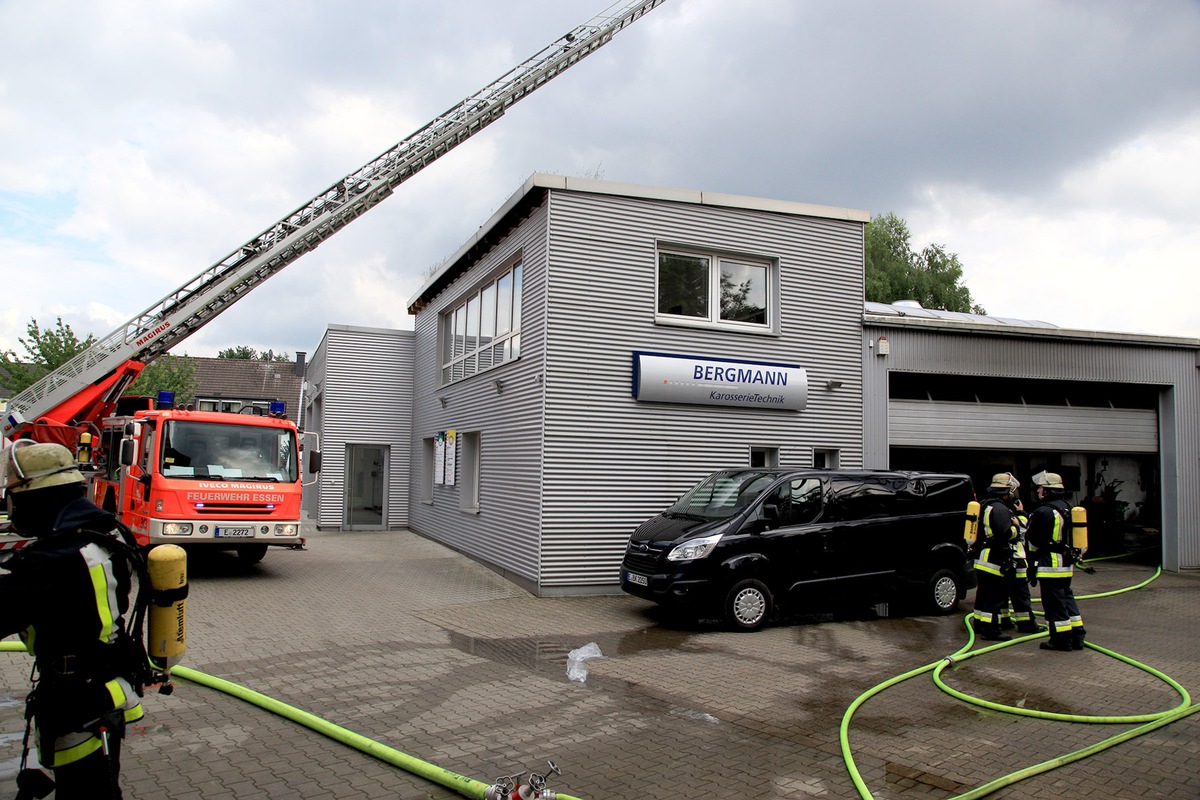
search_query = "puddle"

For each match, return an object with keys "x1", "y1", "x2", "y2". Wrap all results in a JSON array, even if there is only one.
[{"x1": 446, "y1": 625, "x2": 703, "y2": 676}]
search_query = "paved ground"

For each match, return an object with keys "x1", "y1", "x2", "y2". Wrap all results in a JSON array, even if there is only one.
[{"x1": 1, "y1": 528, "x2": 1197, "y2": 799}]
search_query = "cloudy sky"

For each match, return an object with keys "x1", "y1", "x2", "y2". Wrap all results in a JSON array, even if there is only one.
[{"x1": 2, "y1": 0, "x2": 1199, "y2": 361}]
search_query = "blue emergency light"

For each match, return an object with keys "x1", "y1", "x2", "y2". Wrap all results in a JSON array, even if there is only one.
[
  {"x1": 157, "y1": 391, "x2": 176, "y2": 409},
  {"x1": 269, "y1": 401, "x2": 286, "y2": 416}
]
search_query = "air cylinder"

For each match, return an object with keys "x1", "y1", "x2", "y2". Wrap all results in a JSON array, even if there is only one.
[{"x1": 147, "y1": 544, "x2": 188, "y2": 672}]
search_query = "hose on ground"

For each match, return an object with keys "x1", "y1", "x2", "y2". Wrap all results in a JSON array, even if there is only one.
[{"x1": 840, "y1": 562, "x2": 1199, "y2": 799}]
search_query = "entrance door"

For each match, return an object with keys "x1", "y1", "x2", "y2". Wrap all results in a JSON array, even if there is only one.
[{"x1": 346, "y1": 445, "x2": 387, "y2": 529}]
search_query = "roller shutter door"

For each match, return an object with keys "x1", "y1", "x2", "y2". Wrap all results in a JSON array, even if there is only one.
[{"x1": 889, "y1": 399, "x2": 1158, "y2": 453}]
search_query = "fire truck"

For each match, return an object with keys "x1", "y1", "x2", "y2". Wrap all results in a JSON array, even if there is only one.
[{"x1": 0, "y1": 0, "x2": 665, "y2": 560}]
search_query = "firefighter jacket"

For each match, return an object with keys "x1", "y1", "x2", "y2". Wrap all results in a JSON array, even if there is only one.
[
  {"x1": 0, "y1": 498, "x2": 145, "y2": 768},
  {"x1": 1026, "y1": 498, "x2": 1074, "y2": 579},
  {"x1": 974, "y1": 498, "x2": 1021, "y2": 577}
]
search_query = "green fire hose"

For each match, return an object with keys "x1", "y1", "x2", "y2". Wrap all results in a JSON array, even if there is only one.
[{"x1": 840, "y1": 563, "x2": 1200, "y2": 799}]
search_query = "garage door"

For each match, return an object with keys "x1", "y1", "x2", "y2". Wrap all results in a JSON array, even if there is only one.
[{"x1": 888, "y1": 399, "x2": 1158, "y2": 453}]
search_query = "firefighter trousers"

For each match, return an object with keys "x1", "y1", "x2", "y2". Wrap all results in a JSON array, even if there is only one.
[{"x1": 1039, "y1": 577, "x2": 1084, "y2": 648}]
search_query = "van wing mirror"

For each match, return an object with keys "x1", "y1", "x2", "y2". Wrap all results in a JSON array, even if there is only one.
[
  {"x1": 762, "y1": 502, "x2": 779, "y2": 522},
  {"x1": 308, "y1": 450, "x2": 322, "y2": 474}
]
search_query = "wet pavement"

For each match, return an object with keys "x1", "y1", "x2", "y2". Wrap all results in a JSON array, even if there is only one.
[{"x1": 1, "y1": 529, "x2": 1197, "y2": 799}]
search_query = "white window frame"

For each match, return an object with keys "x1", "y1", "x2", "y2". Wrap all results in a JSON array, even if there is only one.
[
  {"x1": 656, "y1": 245, "x2": 777, "y2": 334},
  {"x1": 441, "y1": 261, "x2": 523, "y2": 385},
  {"x1": 420, "y1": 437, "x2": 435, "y2": 503},
  {"x1": 459, "y1": 431, "x2": 480, "y2": 513}
]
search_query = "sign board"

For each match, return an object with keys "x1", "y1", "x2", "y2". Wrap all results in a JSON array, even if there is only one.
[{"x1": 632, "y1": 352, "x2": 807, "y2": 411}]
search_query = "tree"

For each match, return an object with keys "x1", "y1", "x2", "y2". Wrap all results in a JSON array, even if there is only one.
[
  {"x1": 865, "y1": 212, "x2": 985, "y2": 315},
  {"x1": 0, "y1": 317, "x2": 97, "y2": 393},
  {"x1": 127, "y1": 354, "x2": 198, "y2": 405},
  {"x1": 217, "y1": 346, "x2": 290, "y2": 362}
]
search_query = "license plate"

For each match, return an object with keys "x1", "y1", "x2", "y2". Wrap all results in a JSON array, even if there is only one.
[
  {"x1": 626, "y1": 571, "x2": 649, "y2": 587},
  {"x1": 216, "y1": 527, "x2": 254, "y2": 538}
]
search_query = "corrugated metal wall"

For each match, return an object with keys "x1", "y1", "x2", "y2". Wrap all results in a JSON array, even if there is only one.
[
  {"x1": 539, "y1": 191, "x2": 865, "y2": 588},
  {"x1": 408, "y1": 199, "x2": 552, "y2": 587},
  {"x1": 312, "y1": 325, "x2": 414, "y2": 530},
  {"x1": 862, "y1": 323, "x2": 1200, "y2": 571}
]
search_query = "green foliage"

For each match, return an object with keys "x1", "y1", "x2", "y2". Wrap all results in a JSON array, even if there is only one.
[
  {"x1": 865, "y1": 212, "x2": 985, "y2": 315},
  {"x1": 127, "y1": 354, "x2": 198, "y2": 404},
  {"x1": 0, "y1": 317, "x2": 97, "y2": 393},
  {"x1": 217, "y1": 346, "x2": 290, "y2": 362}
]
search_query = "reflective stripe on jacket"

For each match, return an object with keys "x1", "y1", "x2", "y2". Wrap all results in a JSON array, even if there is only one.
[
  {"x1": 974, "y1": 500, "x2": 1018, "y2": 577},
  {"x1": 1027, "y1": 499, "x2": 1073, "y2": 578}
]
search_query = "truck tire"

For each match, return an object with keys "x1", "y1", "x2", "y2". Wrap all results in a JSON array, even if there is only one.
[
  {"x1": 725, "y1": 579, "x2": 773, "y2": 632},
  {"x1": 927, "y1": 568, "x2": 961, "y2": 615},
  {"x1": 238, "y1": 544, "x2": 269, "y2": 564}
]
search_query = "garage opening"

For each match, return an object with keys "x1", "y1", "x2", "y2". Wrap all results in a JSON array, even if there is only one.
[{"x1": 887, "y1": 374, "x2": 1162, "y2": 561}]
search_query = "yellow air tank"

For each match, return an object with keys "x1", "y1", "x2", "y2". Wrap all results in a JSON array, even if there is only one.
[
  {"x1": 963, "y1": 501, "x2": 981, "y2": 546},
  {"x1": 1071, "y1": 506, "x2": 1088, "y2": 553},
  {"x1": 147, "y1": 544, "x2": 188, "y2": 674}
]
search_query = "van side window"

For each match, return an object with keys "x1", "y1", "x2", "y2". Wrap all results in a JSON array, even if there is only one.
[
  {"x1": 826, "y1": 477, "x2": 895, "y2": 520},
  {"x1": 776, "y1": 478, "x2": 823, "y2": 526}
]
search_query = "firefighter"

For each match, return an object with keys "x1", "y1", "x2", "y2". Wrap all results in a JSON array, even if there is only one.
[
  {"x1": 970, "y1": 472, "x2": 1025, "y2": 641},
  {"x1": 0, "y1": 441, "x2": 146, "y2": 798},
  {"x1": 1000, "y1": 497, "x2": 1043, "y2": 634},
  {"x1": 1026, "y1": 470, "x2": 1085, "y2": 652}
]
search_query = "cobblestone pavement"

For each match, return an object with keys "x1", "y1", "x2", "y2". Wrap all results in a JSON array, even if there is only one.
[{"x1": 1, "y1": 529, "x2": 1197, "y2": 799}]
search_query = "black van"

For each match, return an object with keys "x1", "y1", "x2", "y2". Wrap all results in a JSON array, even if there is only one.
[{"x1": 619, "y1": 469, "x2": 976, "y2": 630}]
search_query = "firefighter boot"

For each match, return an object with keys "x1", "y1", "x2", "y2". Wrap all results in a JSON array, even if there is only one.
[
  {"x1": 1016, "y1": 621, "x2": 1046, "y2": 635},
  {"x1": 1040, "y1": 638, "x2": 1073, "y2": 652},
  {"x1": 979, "y1": 623, "x2": 1011, "y2": 642},
  {"x1": 1071, "y1": 628, "x2": 1087, "y2": 651}
]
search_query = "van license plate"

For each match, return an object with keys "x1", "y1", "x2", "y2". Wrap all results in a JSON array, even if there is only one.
[
  {"x1": 626, "y1": 571, "x2": 649, "y2": 587},
  {"x1": 216, "y1": 527, "x2": 253, "y2": 538}
]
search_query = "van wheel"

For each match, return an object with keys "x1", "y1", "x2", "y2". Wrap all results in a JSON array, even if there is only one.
[
  {"x1": 238, "y1": 544, "x2": 269, "y2": 564},
  {"x1": 927, "y1": 569, "x2": 961, "y2": 615},
  {"x1": 725, "y1": 579, "x2": 773, "y2": 631}
]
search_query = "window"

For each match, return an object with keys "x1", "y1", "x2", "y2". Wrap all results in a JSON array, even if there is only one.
[
  {"x1": 442, "y1": 263, "x2": 522, "y2": 384},
  {"x1": 421, "y1": 438, "x2": 435, "y2": 503},
  {"x1": 814, "y1": 449, "x2": 840, "y2": 470},
  {"x1": 657, "y1": 248, "x2": 772, "y2": 330},
  {"x1": 750, "y1": 447, "x2": 778, "y2": 468},
  {"x1": 774, "y1": 478, "x2": 824, "y2": 526},
  {"x1": 459, "y1": 431, "x2": 480, "y2": 513}
]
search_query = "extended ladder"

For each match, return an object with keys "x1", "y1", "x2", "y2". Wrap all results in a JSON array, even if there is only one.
[{"x1": 4, "y1": 0, "x2": 665, "y2": 436}]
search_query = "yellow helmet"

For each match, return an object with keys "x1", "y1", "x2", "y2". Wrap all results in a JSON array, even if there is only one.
[
  {"x1": 3, "y1": 441, "x2": 85, "y2": 494},
  {"x1": 1031, "y1": 470, "x2": 1064, "y2": 490},
  {"x1": 989, "y1": 472, "x2": 1019, "y2": 492}
]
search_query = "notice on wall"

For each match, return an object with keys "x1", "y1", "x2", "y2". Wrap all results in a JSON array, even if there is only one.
[
  {"x1": 444, "y1": 429, "x2": 457, "y2": 486},
  {"x1": 434, "y1": 431, "x2": 446, "y2": 485}
]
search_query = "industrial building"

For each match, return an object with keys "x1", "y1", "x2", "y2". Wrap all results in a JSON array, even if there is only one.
[{"x1": 302, "y1": 174, "x2": 1200, "y2": 593}]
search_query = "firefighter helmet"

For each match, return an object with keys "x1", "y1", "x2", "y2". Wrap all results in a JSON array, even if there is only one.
[
  {"x1": 1031, "y1": 470, "x2": 1064, "y2": 490},
  {"x1": 3, "y1": 441, "x2": 85, "y2": 494},
  {"x1": 989, "y1": 472, "x2": 1019, "y2": 492}
]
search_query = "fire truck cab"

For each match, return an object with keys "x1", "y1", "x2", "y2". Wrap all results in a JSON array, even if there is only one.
[{"x1": 95, "y1": 404, "x2": 312, "y2": 562}]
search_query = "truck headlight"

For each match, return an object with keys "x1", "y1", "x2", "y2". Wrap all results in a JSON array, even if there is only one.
[
  {"x1": 667, "y1": 533, "x2": 722, "y2": 562},
  {"x1": 162, "y1": 523, "x2": 193, "y2": 536},
  {"x1": 274, "y1": 524, "x2": 298, "y2": 536}
]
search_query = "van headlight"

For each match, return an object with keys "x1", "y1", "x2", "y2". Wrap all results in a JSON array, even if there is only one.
[{"x1": 667, "y1": 533, "x2": 722, "y2": 562}]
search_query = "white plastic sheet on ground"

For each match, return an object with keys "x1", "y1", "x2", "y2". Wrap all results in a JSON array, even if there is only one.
[{"x1": 565, "y1": 642, "x2": 604, "y2": 683}]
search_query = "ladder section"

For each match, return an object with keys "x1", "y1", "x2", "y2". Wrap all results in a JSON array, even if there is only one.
[{"x1": 3, "y1": 0, "x2": 666, "y2": 435}]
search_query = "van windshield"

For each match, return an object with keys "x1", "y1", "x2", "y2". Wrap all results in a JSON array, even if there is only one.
[{"x1": 668, "y1": 471, "x2": 779, "y2": 519}]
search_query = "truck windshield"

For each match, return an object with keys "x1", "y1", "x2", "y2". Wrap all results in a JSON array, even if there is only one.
[
  {"x1": 667, "y1": 471, "x2": 780, "y2": 519},
  {"x1": 159, "y1": 421, "x2": 298, "y2": 482}
]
